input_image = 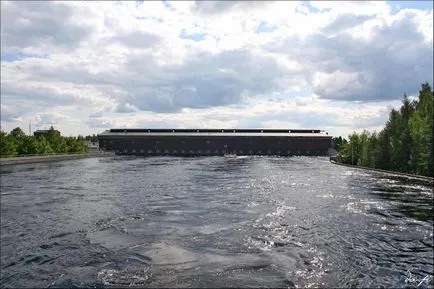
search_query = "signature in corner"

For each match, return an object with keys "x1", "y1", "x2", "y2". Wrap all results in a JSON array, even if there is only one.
[{"x1": 405, "y1": 270, "x2": 433, "y2": 288}]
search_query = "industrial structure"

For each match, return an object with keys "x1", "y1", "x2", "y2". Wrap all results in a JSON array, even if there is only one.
[{"x1": 97, "y1": 128, "x2": 332, "y2": 156}]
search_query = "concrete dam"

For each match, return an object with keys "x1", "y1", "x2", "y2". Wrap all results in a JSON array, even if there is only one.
[{"x1": 97, "y1": 129, "x2": 332, "y2": 156}]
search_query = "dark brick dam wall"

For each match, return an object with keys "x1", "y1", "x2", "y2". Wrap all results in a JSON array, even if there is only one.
[{"x1": 97, "y1": 129, "x2": 332, "y2": 156}]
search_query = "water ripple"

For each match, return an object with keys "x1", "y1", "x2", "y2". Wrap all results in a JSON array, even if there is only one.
[{"x1": 1, "y1": 156, "x2": 433, "y2": 288}]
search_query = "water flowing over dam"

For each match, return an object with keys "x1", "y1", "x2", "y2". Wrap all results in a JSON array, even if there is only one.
[{"x1": 1, "y1": 156, "x2": 433, "y2": 288}]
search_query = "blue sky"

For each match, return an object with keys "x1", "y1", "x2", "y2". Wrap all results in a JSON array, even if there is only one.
[
  {"x1": 1, "y1": 52, "x2": 48, "y2": 62},
  {"x1": 0, "y1": 1, "x2": 432, "y2": 138},
  {"x1": 388, "y1": 0, "x2": 433, "y2": 11},
  {"x1": 180, "y1": 29, "x2": 207, "y2": 41}
]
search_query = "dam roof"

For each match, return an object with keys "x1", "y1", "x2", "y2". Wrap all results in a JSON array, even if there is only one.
[{"x1": 98, "y1": 128, "x2": 331, "y2": 138}]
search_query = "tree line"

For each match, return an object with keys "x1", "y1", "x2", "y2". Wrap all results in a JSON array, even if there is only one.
[
  {"x1": 0, "y1": 126, "x2": 89, "y2": 157},
  {"x1": 336, "y1": 82, "x2": 433, "y2": 177}
]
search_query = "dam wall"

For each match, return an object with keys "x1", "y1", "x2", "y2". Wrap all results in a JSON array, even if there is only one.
[
  {"x1": 0, "y1": 152, "x2": 113, "y2": 166},
  {"x1": 98, "y1": 129, "x2": 332, "y2": 156}
]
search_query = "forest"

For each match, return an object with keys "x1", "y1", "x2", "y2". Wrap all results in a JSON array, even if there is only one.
[
  {"x1": 336, "y1": 82, "x2": 433, "y2": 177},
  {"x1": 0, "y1": 126, "x2": 89, "y2": 157}
]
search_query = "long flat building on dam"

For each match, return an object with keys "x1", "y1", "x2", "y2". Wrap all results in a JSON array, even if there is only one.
[{"x1": 97, "y1": 128, "x2": 332, "y2": 156}]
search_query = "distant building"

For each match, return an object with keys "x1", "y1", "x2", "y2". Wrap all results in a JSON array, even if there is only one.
[
  {"x1": 34, "y1": 129, "x2": 61, "y2": 138},
  {"x1": 98, "y1": 128, "x2": 332, "y2": 156},
  {"x1": 87, "y1": 140, "x2": 99, "y2": 150}
]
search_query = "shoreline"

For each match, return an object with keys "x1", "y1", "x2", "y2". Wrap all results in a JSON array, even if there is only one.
[
  {"x1": 330, "y1": 160, "x2": 434, "y2": 182},
  {"x1": 0, "y1": 152, "x2": 114, "y2": 166}
]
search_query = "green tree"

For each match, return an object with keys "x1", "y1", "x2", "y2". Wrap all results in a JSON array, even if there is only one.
[
  {"x1": 74, "y1": 136, "x2": 89, "y2": 153},
  {"x1": 0, "y1": 131, "x2": 17, "y2": 156},
  {"x1": 395, "y1": 94, "x2": 414, "y2": 172},
  {"x1": 85, "y1": 134, "x2": 98, "y2": 142},
  {"x1": 340, "y1": 82, "x2": 433, "y2": 177},
  {"x1": 35, "y1": 136, "x2": 54, "y2": 154},
  {"x1": 1, "y1": 126, "x2": 91, "y2": 157},
  {"x1": 10, "y1": 127, "x2": 26, "y2": 141},
  {"x1": 332, "y1": 136, "x2": 346, "y2": 151},
  {"x1": 17, "y1": 135, "x2": 38, "y2": 155},
  {"x1": 387, "y1": 108, "x2": 402, "y2": 171},
  {"x1": 408, "y1": 83, "x2": 433, "y2": 176},
  {"x1": 358, "y1": 130, "x2": 370, "y2": 167},
  {"x1": 376, "y1": 129, "x2": 391, "y2": 170},
  {"x1": 44, "y1": 126, "x2": 66, "y2": 153},
  {"x1": 340, "y1": 133, "x2": 361, "y2": 165},
  {"x1": 366, "y1": 131, "x2": 379, "y2": 168}
]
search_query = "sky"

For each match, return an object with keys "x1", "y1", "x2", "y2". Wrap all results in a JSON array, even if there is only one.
[{"x1": 1, "y1": 1, "x2": 433, "y2": 138}]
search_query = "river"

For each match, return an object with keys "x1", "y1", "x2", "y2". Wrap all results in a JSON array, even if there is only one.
[{"x1": 1, "y1": 156, "x2": 433, "y2": 288}]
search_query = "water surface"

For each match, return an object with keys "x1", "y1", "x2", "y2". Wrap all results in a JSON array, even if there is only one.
[{"x1": 1, "y1": 156, "x2": 433, "y2": 288}]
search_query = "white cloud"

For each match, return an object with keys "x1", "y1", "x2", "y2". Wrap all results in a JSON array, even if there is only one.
[
  {"x1": 0, "y1": 103, "x2": 23, "y2": 123},
  {"x1": 115, "y1": 103, "x2": 140, "y2": 113},
  {"x1": 33, "y1": 112, "x2": 67, "y2": 128},
  {"x1": 0, "y1": 0, "x2": 432, "y2": 138}
]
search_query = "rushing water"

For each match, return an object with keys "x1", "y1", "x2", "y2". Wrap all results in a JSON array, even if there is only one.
[{"x1": 1, "y1": 156, "x2": 433, "y2": 288}]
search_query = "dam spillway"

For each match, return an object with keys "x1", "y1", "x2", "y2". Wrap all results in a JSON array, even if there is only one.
[{"x1": 97, "y1": 128, "x2": 332, "y2": 156}]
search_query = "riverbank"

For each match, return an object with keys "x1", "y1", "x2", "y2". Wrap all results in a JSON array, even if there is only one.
[
  {"x1": 0, "y1": 152, "x2": 114, "y2": 166},
  {"x1": 330, "y1": 159, "x2": 434, "y2": 182}
]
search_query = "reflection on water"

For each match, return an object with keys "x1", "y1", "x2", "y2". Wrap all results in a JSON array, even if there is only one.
[
  {"x1": 368, "y1": 177, "x2": 434, "y2": 223},
  {"x1": 1, "y1": 156, "x2": 433, "y2": 288}
]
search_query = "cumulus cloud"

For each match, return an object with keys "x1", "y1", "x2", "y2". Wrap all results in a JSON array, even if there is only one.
[
  {"x1": 321, "y1": 14, "x2": 373, "y2": 34},
  {"x1": 86, "y1": 118, "x2": 114, "y2": 129},
  {"x1": 270, "y1": 9, "x2": 433, "y2": 102},
  {"x1": 190, "y1": 1, "x2": 271, "y2": 15},
  {"x1": 89, "y1": 110, "x2": 104, "y2": 118},
  {"x1": 0, "y1": 1, "x2": 94, "y2": 54},
  {"x1": 0, "y1": 104, "x2": 23, "y2": 123},
  {"x1": 108, "y1": 31, "x2": 160, "y2": 49},
  {"x1": 115, "y1": 103, "x2": 140, "y2": 113},
  {"x1": 0, "y1": 1, "x2": 432, "y2": 136},
  {"x1": 33, "y1": 112, "x2": 68, "y2": 129}
]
